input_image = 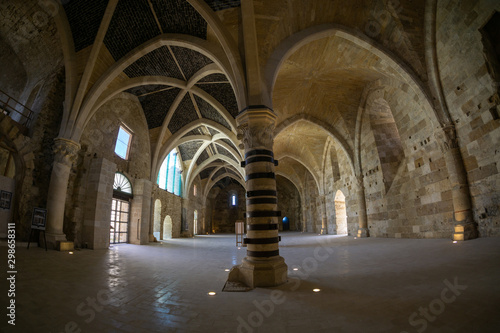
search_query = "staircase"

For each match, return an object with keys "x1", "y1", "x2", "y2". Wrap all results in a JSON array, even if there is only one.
[{"x1": 0, "y1": 89, "x2": 34, "y2": 131}]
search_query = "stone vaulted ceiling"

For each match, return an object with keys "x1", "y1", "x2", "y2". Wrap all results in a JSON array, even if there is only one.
[
  {"x1": 56, "y1": 0, "x2": 431, "y2": 197},
  {"x1": 62, "y1": 0, "x2": 245, "y2": 195}
]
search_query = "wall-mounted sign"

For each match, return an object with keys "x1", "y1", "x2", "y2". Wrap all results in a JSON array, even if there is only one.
[
  {"x1": 0, "y1": 190, "x2": 12, "y2": 209},
  {"x1": 31, "y1": 208, "x2": 47, "y2": 230}
]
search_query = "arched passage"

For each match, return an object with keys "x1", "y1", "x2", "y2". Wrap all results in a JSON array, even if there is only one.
[
  {"x1": 153, "y1": 199, "x2": 161, "y2": 241},
  {"x1": 163, "y1": 215, "x2": 173, "y2": 240},
  {"x1": 335, "y1": 190, "x2": 348, "y2": 235}
]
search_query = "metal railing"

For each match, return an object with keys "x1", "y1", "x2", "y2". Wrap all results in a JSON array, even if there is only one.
[{"x1": 0, "y1": 89, "x2": 34, "y2": 128}]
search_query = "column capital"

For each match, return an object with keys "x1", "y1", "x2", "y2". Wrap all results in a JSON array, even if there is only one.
[
  {"x1": 236, "y1": 107, "x2": 277, "y2": 151},
  {"x1": 355, "y1": 175, "x2": 364, "y2": 187},
  {"x1": 435, "y1": 124, "x2": 459, "y2": 152},
  {"x1": 53, "y1": 137, "x2": 80, "y2": 167}
]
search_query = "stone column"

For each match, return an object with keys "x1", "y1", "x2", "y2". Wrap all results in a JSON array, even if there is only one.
[
  {"x1": 320, "y1": 195, "x2": 328, "y2": 235},
  {"x1": 82, "y1": 157, "x2": 116, "y2": 249},
  {"x1": 130, "y1": 179, "x2": 153, "y2": 245},
  {"x1": 302, "y1": 210, "x2": 307, "y2": 232},
  {"x1": 201, "y1": 206, "x2": 207, "y2": 234},
  {"x1": 437, "y1": 125, "x2": 478, "y2": 241},
  {"x1": 45, "y1": 138, "x2": 80, "y2": 248},
  {"x1": 356, "y1": 175, "x2": 370, "y2": 237},
  {"x1": 227, "y1": 107, "x2": 287, "y2": 288}
]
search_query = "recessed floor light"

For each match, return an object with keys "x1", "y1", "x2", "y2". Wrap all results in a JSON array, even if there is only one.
[
  {"x1": 453, "y1": 241, "x2": 458, "y2": 244},
  {"x1": 208, "y1": 292, "x2": 216, "y2": 296},
  {"x1": 313, "y1": 288, "x2": 320, "y2": 292},
  {"x1": 293, "y1": 268, "x2": 299, "y2": 271},
  {"x1": 224, "y1": 269, "x2": 230, "y2": 272},
  {"x1": 69, "y1": 252, "x2": 74, "y2": 255}
]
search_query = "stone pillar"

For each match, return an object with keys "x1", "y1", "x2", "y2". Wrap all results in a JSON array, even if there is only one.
[
  {"x1": 320, "y1": 195, "x2": 328, "y2": 235},
  {"x1": 82, "y1": 157, "x2": 116, "y2": 249},
  {"x1": 201, "y1": 206, "x2": 207, "y2": 234},
  {"x1": 437, "y1": 125, "x2": 478, "y2": 241},
  {"x1": 130, "y1": 179, "x2": 153, "y2": 245},
  {"x1": 356, "y1": 175, "x2": 369, "y2": 237},
  {"x1": 45, "y1": 138, "x2": 80, "y2": 248},
  {"x1": 227, "y1": 108, "x2": 287, "y2": 288}
]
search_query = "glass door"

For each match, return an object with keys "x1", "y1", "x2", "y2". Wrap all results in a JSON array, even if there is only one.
[{"x1": 110, "y1": 198, "x2": 129, "y2": 244}]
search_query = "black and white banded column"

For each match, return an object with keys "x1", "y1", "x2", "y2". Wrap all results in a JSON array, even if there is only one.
[{"x1": 227, "y1": 107, "x2": 287, "y2": 288}]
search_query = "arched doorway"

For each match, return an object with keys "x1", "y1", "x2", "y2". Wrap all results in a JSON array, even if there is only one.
[
  {"x1": 163, "y1": 215, "x2": 172, "y2": 240},
  {"x1": 110, "y1": 173, "x2": 133, "y2": 244},
  {"x1": 153, "y1": 199, "x2": 161, "y2": 240},
  {"x1": 335, "y1": 190, "x2": 348, "y2": 235},
  {"x1": 282, "y1": 216, "x2": 290, "y2": 231},
  {"x1": 193, "y1": 210, "x2": 198, "y2": 235}
]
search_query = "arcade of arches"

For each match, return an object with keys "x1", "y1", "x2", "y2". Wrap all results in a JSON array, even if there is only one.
[{"x1": 1, "y1": 0, "x2": 500, "y2": 292}]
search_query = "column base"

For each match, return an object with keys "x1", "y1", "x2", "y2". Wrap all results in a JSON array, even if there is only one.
[
  {"x1": 44, "y1": 232, "x2": 67, "y2": 250},
  {"x1": 227, "y1": 256, "x2": 288, "y2": 288},
  {"x1": 320, "y1": 228, "x2": 328, "y2": 235},
  {"x1": 357, "y1": 227, "x2": 369, "y2": 238},
  {"x1": 452, "y1": 223, "x2": 478, "y2": 241}
]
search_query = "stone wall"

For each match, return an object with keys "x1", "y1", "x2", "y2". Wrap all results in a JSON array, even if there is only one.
[
  {"x1": 66, "y1": 93, "x2": 152, "y2": 246},
  {"x1": 359, "y1": 83, "x2": 452, "y2": 238},
  {"x1": 323, "y1": 143, "x2": 357, "y2": 235},
  {"x1": 276, "y1": 175, "x2": 301, "y2": 231},
  {"x1": 0, "y1": 0, "x2": 63, "y2": 108},
  {"x1": 14, "y1": 67, "x2": 65, "y2": 241},
  {"x1": 437, "y1": 0, "x2": 500, "y2": 237},
  {"x1": 209, "y1": 182, "x2": 245, "y2": 233},
  {"x1": 152, "y1": 185, "x2": 182, "y2": 240},
  {"x1": 302, "y1": 171, "x2": 321, "y2": 233},
  {"x1": 185, "y1": 176, "x2": 206, "y2": 235}
]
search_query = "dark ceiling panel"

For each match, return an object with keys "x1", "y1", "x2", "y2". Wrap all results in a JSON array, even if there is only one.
[
  {"x1": 208, "y1": 127, "x2": 219, "y2": 136},
  {"x1": 103, "y1": 0, "x2": 161, "y2": 61},
  {"x1": 178, "y1": 140, "x2": 203, "y2": 161},
  {"x1": 194, "y1": 95, "x2": 231, "y2": 130},
  {"x1": 171, "y1": 46, "x2": 213, "y2": 80},
  {"x1": 226, "y1": 168, "x2": 238, "y2": 177},
  {"x1": 150, "y1": 0, "x2": 207, "y2": 39},
  {"x1": 138, "y1": 88, "x2": 181, "y2": 129},
  {"x1": 199, "y1": 166, "x2": 215, "y2": 179},
  {"x1": 168, "y1": 94, "x2": 199, "y2": 134},
  {"x1": 124, "y1": 46, "x2": 184, "y2": 79},
  {"x1": 215, "y1": 176, "x2": 238, "y2": 189},
  {"x1": 125, "y1": 84, "x2": 169, "y2": 96},
  {"x1": 197, "y1": 149, "x2": 210, "y2": 165},
  {"x1": 221, "y1": 138, "x2": 238, "y2": 152},
  {"x1": 212, "y1": 168, "x2": 226, "y2": 180},
  {"x1": 198, "y1": 73, "x2": 228, "y2": 82},
  {"x1": 182, "y1": 126, "x2": 205, "y2": 138},
  {"x1": 64, "y1": 0, "x2": 109, "y2": 52},
  {"x1": 217, "y1": 145, "x2": 237, "y2": 162},
  {"x1": 197, "y1": 83, "x2": 239, "y2": 118},
  {"x1": 204, "y1": 0, "x2": 241, "y2": 12}
]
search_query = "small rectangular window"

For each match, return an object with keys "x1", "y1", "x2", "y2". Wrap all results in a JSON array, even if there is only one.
[
  {"x1": 193, "y1": 184, "x2": 197, "y2": 196},
  {"x1": 115, "y1": 126, "x2": 132, "y2": 160},
  {"x1": 231, "y1": 194, "x2": 237, "y2": 206}
]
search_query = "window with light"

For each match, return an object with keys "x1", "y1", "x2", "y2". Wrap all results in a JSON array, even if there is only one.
[
  {"x1": 231, "y1": 194, "x2": 237, "y2": 206},
  {"x1": 114, "y1": 125, "x2": 132, "y2": 160},
  {"x1": 157, "y1": 149, "x2": 182, "y2": 196}
]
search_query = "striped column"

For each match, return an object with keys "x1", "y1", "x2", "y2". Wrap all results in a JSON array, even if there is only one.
[{"x1": 229, "y1": 107, "x2": 287, "y2": 287}]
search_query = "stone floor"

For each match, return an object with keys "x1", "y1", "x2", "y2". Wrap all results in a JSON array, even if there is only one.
[{"x1": 1, "y1": 232, "x2": 500, "y2": 333}]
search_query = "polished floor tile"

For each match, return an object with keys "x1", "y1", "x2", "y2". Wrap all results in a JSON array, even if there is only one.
[{"x1": 1, "y1": 233, "x2": 499, "y2": 333}]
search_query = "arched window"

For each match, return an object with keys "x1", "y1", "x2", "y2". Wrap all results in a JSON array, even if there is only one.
[
  {"x1": 113, "y1": 172, "x2": 133, "y2": 197},
  {"x1": 157, "y1": 149, "x2": 182, "y2": 196}
]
